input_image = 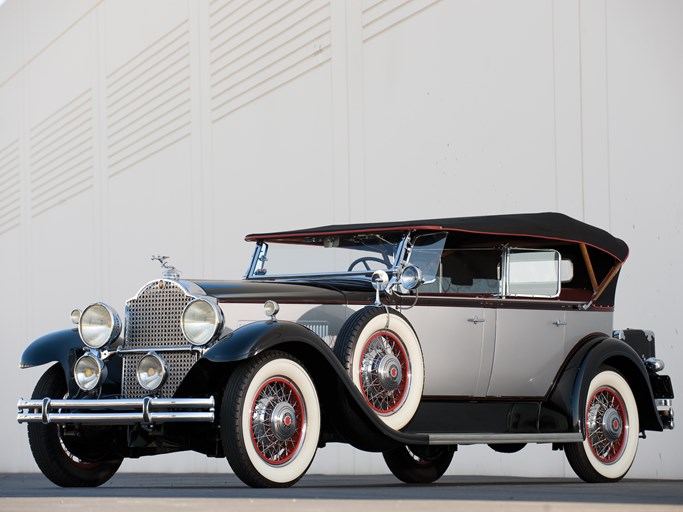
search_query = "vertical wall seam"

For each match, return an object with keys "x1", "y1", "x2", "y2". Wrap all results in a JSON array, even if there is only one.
[
  {"x1": 603, "y1": 0, "x2": 612, "y2": 232},
  {"x1": 577, "y1": 0, "x2": 586, "y2": 221},
  {"x1": 551, "y1": 0, "x2": 559, "y2": 211}
]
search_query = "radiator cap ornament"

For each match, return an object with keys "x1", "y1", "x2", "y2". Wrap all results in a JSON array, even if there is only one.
[{"x1": 151, "y1": 255, "x2": 181, "y2": 280}]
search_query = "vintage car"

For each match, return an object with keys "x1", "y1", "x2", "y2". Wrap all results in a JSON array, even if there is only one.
[{"x1": 17, "y1": 213, "x2": 674, "y2": 487}]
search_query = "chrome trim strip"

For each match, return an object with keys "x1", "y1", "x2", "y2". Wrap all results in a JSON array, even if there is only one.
[
  {"x1": 17, "y1": 397, "x2": 215, "y2": 425},
  {"x1": 113, "y1": 346, "x2": 206, "y2": 356},
  {"x1": 410, "y1": 295, "x2": 586, "y2": 306},
  {"x1": 426, "y1": 432, "x2": 583, "y2": 445}
]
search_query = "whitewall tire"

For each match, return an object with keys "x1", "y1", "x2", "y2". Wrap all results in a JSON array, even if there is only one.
[
  {"x1": 334, "y1": 307, "x2": 424, "y2": 430},
  {"x1": 221, "y1": 351, "x2": 321, "y2": 487},
  {"x1": 565, "y1": 369, "x2": 639, "y2": 482}
]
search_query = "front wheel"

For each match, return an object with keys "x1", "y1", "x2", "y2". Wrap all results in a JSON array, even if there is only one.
[
  {"x1": 383, "y1": 445, "x2": 455, "y2": 483},
  {"x1": 565, "y1": 369, "x2": 639, "y2": 482},
  {"x1": 221, "y1": 351, "x2": 321, "y2": 488},
  {"x1": 27, "y1": 363, "x2": 123, "y2": 487}
]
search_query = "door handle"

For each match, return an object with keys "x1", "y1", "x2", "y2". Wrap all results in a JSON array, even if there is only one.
[
  {"x1": 468, "y1": 316, "x2": 485, "y2": 325},
  {"x1": 553, "y1": 320, "x2": 567, "y2": 327}
]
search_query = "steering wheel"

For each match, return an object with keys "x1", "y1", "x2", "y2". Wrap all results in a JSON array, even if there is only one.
[{"x1": 347, "y1": 256, "x2": 389, "y2": 272}]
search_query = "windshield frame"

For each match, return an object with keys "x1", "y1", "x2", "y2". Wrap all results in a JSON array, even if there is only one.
[{"x1": 244, "y1": 232, "x2": 412, "y2": 280}]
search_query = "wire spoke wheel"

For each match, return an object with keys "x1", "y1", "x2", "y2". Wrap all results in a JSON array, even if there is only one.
[
  {"x1": 251, "y1": 377, "x2": 305, "y2": 465},
  {"x1": 586, "y1": 386, "x2": 627, "y2": 463},
  {"x1": 565, "y1": 368, "x2": 639, "y2": 483},
  {"x1": 360, "y1": 331, "x2": 410, "y2": 414},
  {"x1": 222, "y1": 351, "x2": 320, "y2": 488}
]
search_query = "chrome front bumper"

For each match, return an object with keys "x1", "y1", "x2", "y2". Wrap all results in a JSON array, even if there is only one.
[
  {"x1": 657, "y1": 398, "x2": 675, "y2": 430},
  {"x1": 17, "y1": 396, "x2": 215, "y2": 425}
]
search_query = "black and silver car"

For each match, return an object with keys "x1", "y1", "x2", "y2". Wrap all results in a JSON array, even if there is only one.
[{"x1": 17, "y1": 212, "x2": 674, "y2": 487}]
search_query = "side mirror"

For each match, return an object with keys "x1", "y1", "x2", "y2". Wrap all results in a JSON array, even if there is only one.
[{"x1": 371, "y1": 270, "x2": 390, "y2": 306}]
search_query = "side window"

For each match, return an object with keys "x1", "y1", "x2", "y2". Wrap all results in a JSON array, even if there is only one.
[
  {"x1": 439, "y1": 249, "x2": 502, "y2": 295},
  {"x1": 506, "y1": 249, "x2": 561, "y2": 297}
]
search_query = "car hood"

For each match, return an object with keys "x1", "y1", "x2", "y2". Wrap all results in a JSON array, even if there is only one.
[{"x1": 189, "y1": 279, "x2": 351, "y2": 304}]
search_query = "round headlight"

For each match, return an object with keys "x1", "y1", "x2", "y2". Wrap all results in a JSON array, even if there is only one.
[
  {"x1": 264, "y1": 300, "x2": 280, "y2": 318},
  {"x1": 136, "y1": 352, "x2": 168, "y2": 391},
  {"x1": 181, "y1": 298, "x2": 222, "y2": 346},
  {"x1": 78, "y1": 303, "x2": 122, "y2": 348},
  {"x1": 74, "y1": 354, "x2": 106, "y2": 391},
  {"x1": 399, "y1": 264, "x2": 423, "y2": 291}
]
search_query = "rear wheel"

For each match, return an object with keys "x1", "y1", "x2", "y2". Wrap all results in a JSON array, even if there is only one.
[
  {"x1": 221, "y1": 351, "x2": 320, "y2": 488},
  {"x1": 383, "y1": 445, "x2": 455, "y2": 483},
  {"x1": 27, "y1": 363, "x2": 123, "y2": 487},
  {"x1": 565, "y1": 369, "x2": 639, "y2": 482}
]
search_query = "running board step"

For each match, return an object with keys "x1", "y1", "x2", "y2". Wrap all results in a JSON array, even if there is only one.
[{"x1": 425, "y1": 433, "x2": 583, "y2": 445}]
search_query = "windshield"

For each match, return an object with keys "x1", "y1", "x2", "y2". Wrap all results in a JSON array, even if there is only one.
[{"x1": 248, "y1": 233, "x2": 402, "y2": 278}]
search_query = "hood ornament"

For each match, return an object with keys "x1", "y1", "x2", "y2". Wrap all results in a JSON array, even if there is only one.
[{"x1": 151, "y1": 255, "x2": 181, "y2": 280}]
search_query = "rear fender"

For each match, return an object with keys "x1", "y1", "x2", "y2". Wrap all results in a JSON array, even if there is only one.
[
  {"x1": 574, "y1": 337, "x2": 662, "y2": 432},
  {"x1": 549, "y1": 336, "x2": 662, "y2": 435}
]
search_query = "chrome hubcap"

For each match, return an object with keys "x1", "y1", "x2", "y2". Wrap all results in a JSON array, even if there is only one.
[
  {"x1": 271, "y1": 401, "x2": 297, "y2": 441},
  {"x1": 377, "y1": 354, "x2": 402, "y2": 391},
  {"x1": 360, "y1": 331, "x2": 410, "y2": 414},
  {"x1": 601, "y1": 408, "x2": 623, "y2": 441}
]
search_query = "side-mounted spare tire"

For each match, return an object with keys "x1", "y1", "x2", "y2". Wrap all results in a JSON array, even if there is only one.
[{"x1": 334, "y1": 306, "x2": 424, "y2": 430}]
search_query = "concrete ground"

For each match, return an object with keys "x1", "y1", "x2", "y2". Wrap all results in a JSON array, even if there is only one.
[{"x1": 1, "y1": 473, "x2": 682, "y2": 512}]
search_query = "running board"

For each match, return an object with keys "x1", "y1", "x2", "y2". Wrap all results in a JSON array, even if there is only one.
[{"x1": 426, "y1": 432, "x2": 583, "y2": 445}]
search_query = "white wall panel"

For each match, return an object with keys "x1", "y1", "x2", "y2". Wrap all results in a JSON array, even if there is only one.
[
  {"x1": 363, "y1": 0, "x2": 557, "y2": 221},
  {"x1": 0, "y1": 1, "x2": 22, "y2": 86},
  {"x1": 605, "y1": 0, "x2": 683, "y2": 478},
  {"x1": 0, "y1": 0, "x2": 681, "y2": 478},
  {"x1": 211, "y1": 63, "x2": 335, "y2": 278},
  {"x1": 29, "y1": 89, "x2": 94, "y2": 216},
  {"x1": 0, "y1": 140, "x2": 21, "y2": 234},
  {"x1": 105, "y1": 21, "x2": 191, "y2": 177},
  {"x1": 552, "y1": 0, "x2": 584, "y2": 220},
  {"x1": 23, "y1": 0, "x2": 99, "y2": 64},
  {"x1": 209, "y1": 0, "x2": 332, "y2": 121}
]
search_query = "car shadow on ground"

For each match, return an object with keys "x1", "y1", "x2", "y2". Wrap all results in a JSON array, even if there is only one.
[{"x1": 1, "y1": 473, "x2": 682, "y2": 505}]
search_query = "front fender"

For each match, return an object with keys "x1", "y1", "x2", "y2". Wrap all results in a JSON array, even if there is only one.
[
  {"x1": 202, "y1": 320, "x2": 327, "y2": 363},
  {"x1": 20, "y1": 329, "x2": 84, "y2": 375},
  {"x1": 180, "y1": 320, "x2": 427, "y2": 451}
]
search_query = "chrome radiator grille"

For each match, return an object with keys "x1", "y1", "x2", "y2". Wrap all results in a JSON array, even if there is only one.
[{"x1": 123, "y1": 280, "x2": 197, "y2": 399}]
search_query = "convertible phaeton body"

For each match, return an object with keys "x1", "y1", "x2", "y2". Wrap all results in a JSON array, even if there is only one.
[{"x1": 17, "y1": 212, "x2": 674, "y2": 487}]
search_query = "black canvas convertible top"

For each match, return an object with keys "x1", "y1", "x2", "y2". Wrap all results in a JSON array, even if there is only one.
[{"x1": 246, "y1": 212, "x2": 629, "y2": 262}]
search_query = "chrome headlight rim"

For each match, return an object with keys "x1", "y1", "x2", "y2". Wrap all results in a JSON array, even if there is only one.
[
  {"x1": 136, "y1": 352, "x2": 168, "y2": 391},
  {"x1": 78, "y1": 302, "x2": 122, "y2": 349},
  {"x1": 74, "y1": 353, "x2": 106, "y2": 392},
  {"x1": 399, "y1": 264, "x2": 423, "y2": 291},
  {"x1": 180, "y1": 298, "x2": 223, "y2": 346}
]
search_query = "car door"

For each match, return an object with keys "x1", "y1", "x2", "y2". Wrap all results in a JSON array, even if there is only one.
[
  {"x1": 486, "y1": 308, "x2": 566, "y2": 397},
  {"x1": 406, "y1": 304, "x2": 494, "y2": 397}
]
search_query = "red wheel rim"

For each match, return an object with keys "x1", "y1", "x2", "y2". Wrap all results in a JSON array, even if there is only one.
[
  {"x1": 358, "y1": 331, "x2": 410, "y2": 414},
  {"x1": 250, "y1": 377, "x2": 305, "y2": 465},
  {"x1": 586, "y1": 385, "x2": 628, "y2": 463}
]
